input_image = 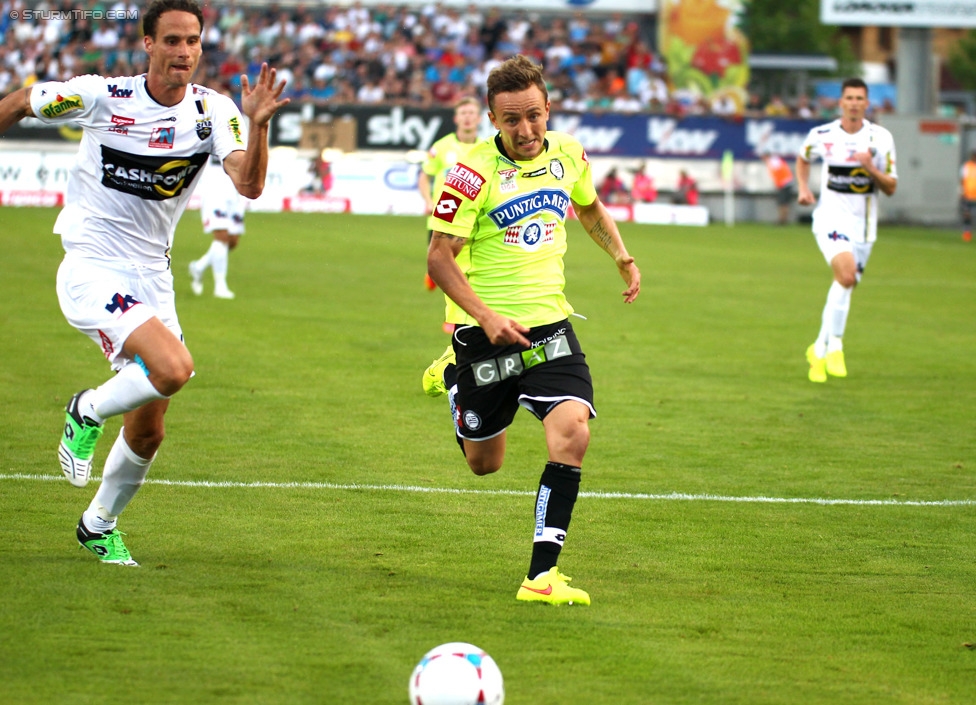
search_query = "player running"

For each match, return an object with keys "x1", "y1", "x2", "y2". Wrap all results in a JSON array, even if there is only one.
[
  {"x1": 0, "y1": 0, "x2": 288, "y2": 565},
  {"x1": 797, "y1": 77, "x2": 898, "y2": 383},
  {"x1": 425, "y1": 55, "x2": 641, "y2": 605}
]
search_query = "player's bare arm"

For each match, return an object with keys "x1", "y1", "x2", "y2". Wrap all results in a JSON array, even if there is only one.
[
  {"x1": 573, "y1": 198, "x2": 641, "y2": 304},
  {"x1": 853, "y1": 150, "x2": 897, "y2": 196},
  {"x1": 223, "y1": 63, "x2": 290, "y2": 200},
  {"x1": 0, "y1": 86, "x2": 34, "y2": 133},
  {"x1": 428, "y1": 231, "x2": 531, "y2": 346},
  {"x1": 795, "y1": 156, "x2": 815, "y2": 205}
]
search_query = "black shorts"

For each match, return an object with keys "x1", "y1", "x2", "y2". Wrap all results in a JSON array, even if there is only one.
[
  {"x1": 962, "y1": 200, "x2": 976, "y2": 221},
  {"x1": 452, "y1": 319, "x2": 595, "y2": 441},
  {"x1": 775, "y1": 184, "x2": 795, "y2": 206}
]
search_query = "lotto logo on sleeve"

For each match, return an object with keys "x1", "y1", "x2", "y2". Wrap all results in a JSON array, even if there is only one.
[
  {"x1": 433, "y1": 192, "x2": 462, "y2": 223},
  {"x1": 444, "y1": 163, "x2": 485, "y2": 199}
]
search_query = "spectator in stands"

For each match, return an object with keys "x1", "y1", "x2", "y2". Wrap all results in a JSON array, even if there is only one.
[
  {"x1": 0, "y1": 2, "x2": 663, "y2": 113},
  {"x1": 307, "y1": 76, "x2": 335, "y2": 104},
  {"x1": 816, "y1": 96, "x2": 838, "y2": 120},
  {"x1": 356, "y1": 76, "x2": 385, "y2": 103},
  {"x1": 611, "y1": 91, "x2": 643, "y2": 113},
  {"x1": 744, "y1": 92, "x2": 764, "y2": 117},
  {"x1": 219, "y1": 0, "x2": 246, "y2": 33},
  {"x1": 674, "y1": 170, "x2": 699, "y2": 205},
  {"x1": 598, "y1": 167, "x2": 632, "y2": 205},
  {"x1": 631, "y1": 162, "x2": 657, "y2": 203},
  {"x1": 710, "y1": 90, "x2": 740, "y2": 118},
  {"x1": 764, "y1": 95, "x2": 790, "y2": 117},
  {"x1": 795, "y1": 94, "x2": 814, "y2": 119}
]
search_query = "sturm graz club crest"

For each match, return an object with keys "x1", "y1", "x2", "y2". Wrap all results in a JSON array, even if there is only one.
[
  {"x1": 462, "y1": 409, "x2": 482, "y2": 431},
  {"x1": 549, "y1": 158, "x2": 564, "y2": 180},
  {"x1": 195, "y1": 118, "x2": 212, "y2": 140}
]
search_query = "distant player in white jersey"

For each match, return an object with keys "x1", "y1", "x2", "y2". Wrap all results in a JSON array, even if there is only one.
[
  {"x1": 0, "y1": 0, "x2": 289, "y2": 565},
  {"x1": 189, "y1": 154, "x2": 247, "y2": 299},
  {"x1": 796, "y1": 78, "x2": 898, "y2": 383}
]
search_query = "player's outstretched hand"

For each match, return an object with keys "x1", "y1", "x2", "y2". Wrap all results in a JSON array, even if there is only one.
[
  {"x1": 240, "y1": 63, "x2": 290, "y2": 127},
  {"x1": 618, "y1": 256, "x2": 640, "y2": 304}
]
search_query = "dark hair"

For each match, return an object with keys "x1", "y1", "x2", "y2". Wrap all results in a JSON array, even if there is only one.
[
  {"x1": 841, "y1": 77, "x2": 868, "y2": 96},
  {"x1": 486, "y1": 55, "x2": 548, "y2": 112},
  {"x1": 143, "y1": 0, "x2": 203, "y2": 39}
]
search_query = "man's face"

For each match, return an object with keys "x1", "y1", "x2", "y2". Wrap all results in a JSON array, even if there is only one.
[
  {"x1": 839, "y1": 86, "x2": 868, "y2": 122},
  {"x1": 144, "y1": 10, "x2": 202, "y2": 89},
  {"x1": 489, "y1": 85, "x2": 550, "y2": 161},
  {"x1": 454, "y1": 103, "x2": 481, "y2": 134}
]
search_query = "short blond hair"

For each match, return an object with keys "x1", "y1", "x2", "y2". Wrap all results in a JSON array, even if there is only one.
[{"x1": 454, "y1": 96, "x2": 481, "y2": 111}]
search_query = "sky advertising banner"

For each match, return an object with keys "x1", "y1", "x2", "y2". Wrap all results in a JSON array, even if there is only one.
[{"x1": 4, "y1": 104, "x2": 821, "y2": 160}]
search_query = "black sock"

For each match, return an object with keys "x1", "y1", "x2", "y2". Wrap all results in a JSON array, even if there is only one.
[{"x1": 527, "y1": 461, "x2": 580, "y2": 579}]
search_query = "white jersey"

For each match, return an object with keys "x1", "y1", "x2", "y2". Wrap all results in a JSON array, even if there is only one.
[
  {"x1": 799, "y1": 118, "x2": 897, "y2": 243},
  {"x1": 30, "y1": 74, "x2": 247, "y2": 271}
]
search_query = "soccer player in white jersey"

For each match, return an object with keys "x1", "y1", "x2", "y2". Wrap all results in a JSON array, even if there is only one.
[
  {"x1": 0, "y1": 0, "x2": 288, "y2": 565},
  {"x1": 426, "y1": 56, "x2": 641, "y2": 605},
  {"x1": 796, "y1": 78, "x2": 898, "y2": 383},
  {"x1": 189, "y1": 154, "x2": 247, "y2": 299}
]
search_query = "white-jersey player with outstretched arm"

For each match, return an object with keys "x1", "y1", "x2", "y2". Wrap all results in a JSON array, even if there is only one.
[{"x1": 0, "y1": 0, "x2": 289, "y2": 565}]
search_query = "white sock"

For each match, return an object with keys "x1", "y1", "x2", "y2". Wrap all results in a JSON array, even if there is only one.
[
  {"x1": 815, "y1": 308, "x2": 830, "y2": 358},
  {"x1": 827, "y1": 335, "x2": 844, "y2": 353},
  {"x1": 827, "y1": 281, "x2": 852, "y2": 339},
  {"x1": 209, "y1": 240, "x2": 230, "y2": 287},
  {"x1": 194, "y1": 246, "x2": 212, "y2": 272},
  {"x1": 85, "y1": 360, "x2": 168, "y2": 421},
  {"x1": 84, "y1": 427, "x2": 154, "y2": 531},
  {"x1": 816, "y1": 281, "x2": 852, "y2": 356}
]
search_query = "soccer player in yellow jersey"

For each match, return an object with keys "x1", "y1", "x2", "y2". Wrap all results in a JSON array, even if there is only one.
[
  {"x1": 426, "y1": 55, "x2": 641, "y2": 605},
  {"x1": 419, "y1": 96, "x2": 482, "y2": 295}
]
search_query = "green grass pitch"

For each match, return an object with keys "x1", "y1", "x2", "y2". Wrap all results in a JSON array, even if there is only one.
[{"x1": 1, "y1": 208, "x2": 975, "y2": 703}]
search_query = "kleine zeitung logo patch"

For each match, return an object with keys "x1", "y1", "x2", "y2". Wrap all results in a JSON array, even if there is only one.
[{"x1": 445, "y1": 163, "x2": 485, "y2": 200}]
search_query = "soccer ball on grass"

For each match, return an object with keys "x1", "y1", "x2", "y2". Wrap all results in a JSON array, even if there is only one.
[{"x1": 408, "y1": 642, "x2": 504, "y2": 705}]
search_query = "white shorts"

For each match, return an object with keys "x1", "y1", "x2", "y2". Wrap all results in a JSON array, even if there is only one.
[
  {"x1": 812, "y1": 212, "x2": 873, "y2": 272},
  {"x1": 56, "y1": 255, "x2": 183, "y2": 371},
  {"x1": 201, "y1": 194, "x2": 246, "y2": 236}
]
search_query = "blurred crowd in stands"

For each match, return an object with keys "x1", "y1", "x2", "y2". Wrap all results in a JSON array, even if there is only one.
[{"x1": 0, "y1": 0, "x2": 887, "y2": 119}]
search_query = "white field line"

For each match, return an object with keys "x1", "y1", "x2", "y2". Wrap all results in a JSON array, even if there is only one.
[{"x1": 1, "y1": 473, "x2": 975, "y2": 507}]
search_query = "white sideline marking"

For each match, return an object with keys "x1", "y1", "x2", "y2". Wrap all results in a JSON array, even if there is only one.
[{"x1": 1, "y1": 473, "x2": 975, "y2": 507}]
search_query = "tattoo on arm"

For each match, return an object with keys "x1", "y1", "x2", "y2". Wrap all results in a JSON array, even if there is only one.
[
  {"x1": 589, "y1": 218, "x2": 614, "y2": 253},
  {"x1": 431, "y1": 232, "x2": 466, "y2": 245}
]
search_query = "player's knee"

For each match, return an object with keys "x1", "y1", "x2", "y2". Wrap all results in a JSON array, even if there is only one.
[
  {"x1": 554, "y1": 409, "x2": 590, "y2": 450},
  {"x1": 467, "y1": 458, "x2": 501, "y2": 476},
  {"x1": 150, "y1": 352, "x2": 194, "y2": 396},
  {"x1": 836, "y1": 271, "x2": 858, "y2": 288}
]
